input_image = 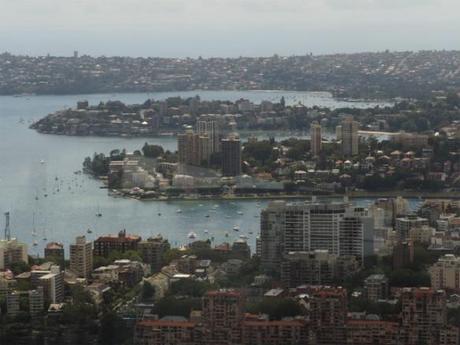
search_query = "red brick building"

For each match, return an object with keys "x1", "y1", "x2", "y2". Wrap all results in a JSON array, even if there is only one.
[{"x1": 93, "y1": 230, "x2": 141, "y2": 257}]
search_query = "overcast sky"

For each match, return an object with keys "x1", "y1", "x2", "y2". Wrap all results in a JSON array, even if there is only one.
[{"x1": 1, "y1": 0, "x2": 459, "y2": 57}]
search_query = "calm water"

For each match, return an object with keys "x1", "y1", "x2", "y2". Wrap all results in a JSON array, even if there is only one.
[{"x1": 0, "y1": 90, "x2": 397, "y2": 256}]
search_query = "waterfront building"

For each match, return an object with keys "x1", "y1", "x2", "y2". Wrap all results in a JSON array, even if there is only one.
[
  {"x1": 430, "y1": 254, "x2": 460, "y2": 290},
  {"x1": 260, "y1": 199, "x2": 373, "y2": 273},
  {"x1": 310, "y1": 120, "x2": 322, "y2": 156},
  {"x1": 395, "y1": 215, "x2": 429, "y2": 240},
  {"x1": 341, "y1": 115, "x2": 359, "y2": 157},
  {"x1": 138, "y1": 235, "x2": 170, "y2": 273},
  {"x1": 372, "y1": 197, "x2": 410, "y2": 227},
  {"x1": 69, "y1": 236, "x2": 93, "y2": 279},
  {"x1": 364, "y1": 274, "x2": 389, "y2": 301},
  {"x1": 0, "y1": 238, "x2": 28, "y2": 270},
  {"x1": 197, "y1": 115, "x2": 221, "y2": 154},
  {"x1": 178, "y1": 126, "x2": 211, "y2": 167},
  {"x1": 391, "y1": 131, "x2": 429, "y2": 149},
  {"x1": 221, "y1": 134, "x2": 241, "y2": 177},
  {"x1": 280, "y1": 250, "x2": 359, "y2": 288},
  {"x1": 94, "y1": 230, "x2": 141, "y2": 258}
]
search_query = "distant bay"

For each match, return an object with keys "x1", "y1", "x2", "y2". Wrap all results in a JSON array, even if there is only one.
[{"x1": 0, "y1": 90, "x2": 397, "y2": 256}]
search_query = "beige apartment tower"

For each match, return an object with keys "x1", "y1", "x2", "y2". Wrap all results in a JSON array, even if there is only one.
[
  {"x1": 341, "y1": 115, "x2": 359, "y2": 157},
  {"x1": 310, "y1": 121, "x2": 322, "y2": 156},
  {"x1": 69, "y1": 236, "x2": 93, "y2": 279}
]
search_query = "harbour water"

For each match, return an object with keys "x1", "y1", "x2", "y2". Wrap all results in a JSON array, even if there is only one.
[{"x1": 0, "y1": 90, "x2": 400, "y2": 255}]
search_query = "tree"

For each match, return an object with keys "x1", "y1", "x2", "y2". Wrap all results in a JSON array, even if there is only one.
[
  {"x1": 98, "y1": 311, "x2": 131, "y2": 345},
  {"x1": 243, "y1": 141, "x2": 275, "y2": 167},
  {"x1": 280, "y1": 96, "x2": 286, "y2": 108},
  {"x1": 9, "y1": 261, "x2": 30, "y2": 275},
  {"x1": 142, "y1": 281, "x2": 155, "y2": 301},
  {"x1": 247, "y1": 298, "x2": 303, "y2": 320},
  {"x1": 142, "y1": 143, "x2": 164, "y2": 158},
  {"x1": 169, "y1": 280, "x2": 211, "y2": 297}
]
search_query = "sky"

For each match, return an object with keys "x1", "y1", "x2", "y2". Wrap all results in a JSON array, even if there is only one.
[{"x1": 0, "y1": 0, "x2": 459, "y2": 57}]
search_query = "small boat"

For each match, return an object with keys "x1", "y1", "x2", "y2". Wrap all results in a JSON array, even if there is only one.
[
  {"x1": 96, "y1": 213, "x2": 102, "y2": 217},
  {"x1": 233, "y1": 225, "x2": 240, "y2": 232},
  {"x1": 239, "y1": 235, "x2": 249, "y2": 240},
  {"x1": 33, "y1": 241, "x2": 38, "y2": 246},
  {"x1": 205, "y1": 214, "x2": 210, "y2": 218},
  {"x1": 176, "y1": 209, "x2": 182, "y2": 213},
  {"x1": 87, "y1": 228, "x2": 93, "y2": 234},
  {"x1": 188, "y1": 231, "x2": 197, "y2": 240},
  {"x1": 237, "y1": 211, "x2": 243, "y2": 215},
  {"x1": 43, "y1": 237, "x2": 47, "y2": 241},
  {"x1": 225, "y1": 232, "x2": 229, "y2": 237},
  {"x1": 40, "y1": 160, "x2": 45, "y2": 164},
  {"x1": 213, "y1": 204, "x2": 219, "y2": 209},
  {"x1": 44, "y1": 194, "x2": 48, "y2": 197},
  {"x1": 158, "y1": 212, "x2": 162, "y2": 216},
  {"x1": 248, "y1": 231, "x2": 253, "y2": 235},
  {"x1": 204, "y1": 229, "x2": 209, "y2": 234}
]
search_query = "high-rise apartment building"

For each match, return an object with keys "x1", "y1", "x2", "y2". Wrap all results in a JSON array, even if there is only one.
[
  {"x1": 260, "y1": 199, "x2": 373, "y2": 272},
  {"x1": 197, "y1": 115, "x2": 221, "y2": 154},
  {"x1": 340, "y1": 115, "x2": 359, "y2": 157},
  {"x1": 430, "y1": 254, "x2": 460, "y2": 290},
  {"x1": 280, "y1": 250, "x2": 359, "y2": 288},
  {"x1": 221, "y1": 134, "x2": 241, "y2": 177},
  {"x1": 69, "y1": 236, "x2": 93, "y2": 279},
  {"x1": 401, "y1": 287, "x2": 447, "y2": 345},
  {"x1": 202, "y1": 289, "x2": 244, "y2": 344},
  {"x1": 309, "y1": 286, "x2": 348, "y2": 345},
  {"x1": 0, "y1": 239, "x2": 28, "y2": 270},
  {"x1": 39, "y1": 270, "x2": 64, "y2": 304},
  {"x1": 178, "y1": 126, "x2": 211, "y2": 167},
  {"x1": 395, "y1": 214, "x2": 429, "y2": 240},
  {"x1": 138, "y1": 236, "x2": 170, "y2": 273},
  {"x1": 310, "y1": 121, "x2": 322, "y2": 156},
  {"x1": 44, "y1": 242, "x2": 65, "y2": 268},
  {"x1": 29, "y1": 287, "x2": 44, "y2": 317}
]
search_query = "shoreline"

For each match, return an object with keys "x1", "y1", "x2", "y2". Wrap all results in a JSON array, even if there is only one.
[{"x1": 110, "y1": 189, "x2": 460, "y2": 202}]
